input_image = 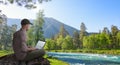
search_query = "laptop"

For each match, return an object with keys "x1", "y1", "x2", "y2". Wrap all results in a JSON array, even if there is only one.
[{"x1": 35, "y1": 41, "x2": 46, "y2": 49}]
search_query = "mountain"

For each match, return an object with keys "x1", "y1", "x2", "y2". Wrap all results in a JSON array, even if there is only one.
[{"x1": 7, "y1": 17, "x2": 79, "y2": 38}]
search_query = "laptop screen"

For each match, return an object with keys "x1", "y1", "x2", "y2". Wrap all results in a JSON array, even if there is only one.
[{"x1": 35, "y1": 41, "x2": 46, "y2": 49}]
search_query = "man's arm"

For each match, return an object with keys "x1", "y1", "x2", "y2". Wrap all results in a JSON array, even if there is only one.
[
  {"x1": 20, "y1": 31, "x2": 37, "y2": 52},
  {"x1": 27, "y1": 47, "x2": 37, "y2": 51}
]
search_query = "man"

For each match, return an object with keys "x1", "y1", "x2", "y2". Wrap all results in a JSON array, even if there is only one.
[{"x1": 12, "y1": 19, "x2": 45, "y2": 62}]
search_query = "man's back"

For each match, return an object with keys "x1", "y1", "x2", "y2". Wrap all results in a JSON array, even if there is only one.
[{"x1": 12, "y1": 29, "x2": 28, "y2": 60}]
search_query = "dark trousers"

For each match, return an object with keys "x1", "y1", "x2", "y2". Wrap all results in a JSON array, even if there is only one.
[{"x1": 23, "y1": 49, "x2": 45, "y2": 61}]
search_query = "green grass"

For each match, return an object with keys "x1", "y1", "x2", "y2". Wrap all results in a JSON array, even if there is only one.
[
  {"x1": 44, "y1": 54, "x2": 69, "y2": 65},
  {"x1": 0, "y1": 50, "x2": 69, "y2": 65},
  {"x1": 48, "y1": 58, "x2": 69, "y2": 65},
  {"x1": 48, "y1": 49, "x2": 120, "y2": 55},
  {"x1": 0, "y1": 50, "x2": 13, "y2": 57}
]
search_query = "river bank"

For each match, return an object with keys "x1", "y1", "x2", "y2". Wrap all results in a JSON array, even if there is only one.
[{"x1": 48, "y1": 49, "x2": 120, "y2": 55}]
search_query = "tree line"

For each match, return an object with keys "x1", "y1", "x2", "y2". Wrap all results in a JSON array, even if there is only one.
[
  {"x1": 83, "y1": 25, "x2": 120, "y2": 50},
  {"x1": 1, "y1": 10, "x2": 120, "y2": 51},
  {"x1": 45, "y1": 22, "x2": 120, "y2": 50},
  {"x1": 0, "y1": 11, "x2": 17, "y2": 50}
]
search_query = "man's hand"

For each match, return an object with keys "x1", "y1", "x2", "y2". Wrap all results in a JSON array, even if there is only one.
[
  {"x1": 28, "y1": 47, "x2": 37, "y2": 52},
  {"x1": 28, "y1": 46, "x2": 34, "y2": 48},
  {"x1": 31, "y1": 47, "x2": 37, "y2": 51}
]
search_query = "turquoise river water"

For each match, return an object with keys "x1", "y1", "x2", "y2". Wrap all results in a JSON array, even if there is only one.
[{"x1": 48, "y1": 52, "x2": 120, "y2": 65}]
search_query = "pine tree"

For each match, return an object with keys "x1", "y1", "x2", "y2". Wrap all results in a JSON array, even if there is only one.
[
  {"x1": 73, "y1": 30, "x2": 80, "y2": 49},
  {"x1": 79, "y1": 22, "x2": 87, "y2": 48},
  {"x1": 116, "y1": 31, "x2": 120, "y2": 49},
  {"x1": 34, "y1": 10, "x2": 45, "y2": 43},
  {"x1": 111, "y1": 25, "x2": 119, "y2": 48},
  {"x1": 56, "y1": 35, "x2": 64, "y2": 50},
  {"x1": 27, "y1": 10, "x2": 45, "y2": 46},
  {"x1": 102, "y1": 27, "x2": 110, "y2": 34},
  {"x1": 59, "y1": 24, "x2": 69, "y2": 38}
]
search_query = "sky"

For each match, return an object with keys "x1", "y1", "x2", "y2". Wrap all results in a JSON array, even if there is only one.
[{"x1": 0, "y1": 0, "x2": 120, "y2": 32}]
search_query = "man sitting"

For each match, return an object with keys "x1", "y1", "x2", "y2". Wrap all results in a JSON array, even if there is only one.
[{"x1": 12, "y1": 19, "x2": 45, "y2": 62}]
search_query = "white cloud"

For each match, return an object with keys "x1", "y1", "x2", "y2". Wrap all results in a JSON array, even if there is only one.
[{"x1": 0, "y1": 4, "x2": 37, "y2": 19}]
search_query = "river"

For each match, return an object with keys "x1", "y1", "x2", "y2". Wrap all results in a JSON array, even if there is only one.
[{"x1": 47, "y1": 52, "x2": 120, "y2": 65}]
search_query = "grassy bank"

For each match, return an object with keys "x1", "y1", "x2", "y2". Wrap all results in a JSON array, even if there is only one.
[
  {"x1": 0, "y1": 50, "x2": 69, "y2": 65},
  {"x1": 48, "y1": 49, "x2": 120, "y2": 55},
  {"x1": 0, "y1": 50, "x2": 13, "y2": 57},
  {"x1": 48, "y1": 58, "x2": 69, "y2": 65},
  {"x1": 44, "y1": 54, "x2": 69, "y2": 65}
]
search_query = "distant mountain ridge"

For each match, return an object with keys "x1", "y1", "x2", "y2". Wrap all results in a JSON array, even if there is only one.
[{"x1": 7, "y1": 17, "x2": 79, "y2": 38}]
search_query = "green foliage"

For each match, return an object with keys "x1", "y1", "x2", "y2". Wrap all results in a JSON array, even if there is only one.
[
  {"x1": 56, "y1": 35, "x2": 64, "y2": 50},
  {"x1": 59, "y1": 24, "x2": 69, "y2": 38},
  {"x1": 44, "y1": 39, "x2": 56, "y2": 50},
  {"x1": 27, "y1": 10, "x2": 45, "y2": 46},
  {"x1": 98, "y1": 33, "x2": 111, "y2": 49},
  {"x1": 0, "y1": 50, "x2": 13, "y2": 57},
  {"x1": 0, "y1": 0, "x2": 51, "y2": 9},
  {"x1": 83, "y1": 33, "x2": 111, "y2": 49},
  {"x1": 45, "y1": 25, "x2": 74, "y2": 50},
  {"x1": 116, "y1": 32, "x2": 120, "y2": 48},
  {"x1": 62, "y1": 35, "x2": 73, "y2": 50},
  {"x1": 34, "y1": 10, "x2": 45, "y2": 43},
  {"x1": 27, "y1": 27, "x2": 35, "y2": 46},
  {"x1": 73, "y1": 30, "x2": 80, "y2": 49},
  {"x1": 111, "y1": 25, "x2": 119, "y2": 36},
  {"x1": 102, "y1": 27, "x2": 110, "y2": 34},
  {"x1": 1, "y1": 26, "x2": 12, "y2": 50},
  {"x1": 79, "y1": 22, "x2": 87, "y2": 48},
  {"x1": 45, "y1": 22, "x2": 120, "y2": 50},
  {"x1": 110, "y1": 25, "x2": 119, "y2": 48},
  {"x1": 0, "y1": 13, "x2": 17, "y2": 50},
  {"x1": 48, "y1": 58, "x2": 69, "y2": 65}
]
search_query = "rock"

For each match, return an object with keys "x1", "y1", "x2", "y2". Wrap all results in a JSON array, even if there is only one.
[{"x1": 0, "y1": 54, "x2": 50, "y2": 65}]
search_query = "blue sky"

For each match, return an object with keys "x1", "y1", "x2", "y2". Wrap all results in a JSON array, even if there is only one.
[{"x1": 1, "y1": 0, "x2": 120, "y2": 32}]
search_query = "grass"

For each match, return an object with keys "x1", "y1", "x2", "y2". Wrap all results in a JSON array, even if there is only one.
[
  {"x1": 44, "y1": 54, "x2": 69, "y2": 65},
  {"x1": 48, "y1": 49, "x2": 120, "y2": 55},
  {"x1": 0, "y1": 50, "x2": 69, "y2": 65},
  {"x1": 0, "y1": 50, "x2": 13, "y2": 57},
  {"x1": 48, "y1": 58, "x2": 69, "y2": 65}
]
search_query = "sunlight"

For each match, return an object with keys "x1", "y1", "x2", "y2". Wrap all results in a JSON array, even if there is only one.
[
  {"x1": 0, "y1": 4, "x2": 37, "y2": 19},
  {"x1": 32, "y1": 4, "x2": 44, "y2": 13},
  {"x1": 0, "y1": 3, "x2": 44, "y2": 19}
]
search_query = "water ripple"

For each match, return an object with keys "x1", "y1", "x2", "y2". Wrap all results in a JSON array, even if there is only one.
[{"x1": 47, "y1": 52, "x2": 120, "y2": 65}]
